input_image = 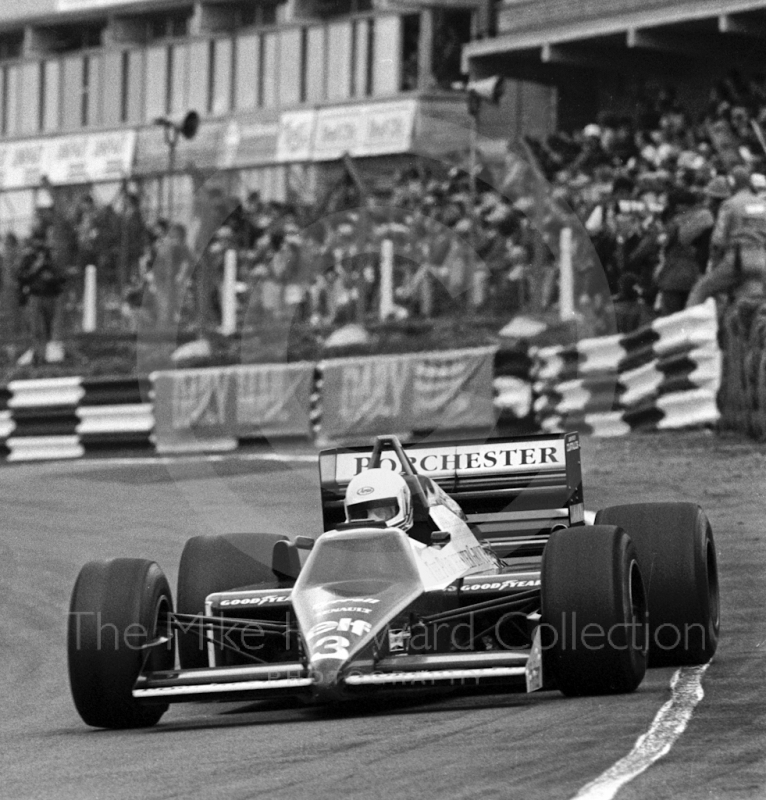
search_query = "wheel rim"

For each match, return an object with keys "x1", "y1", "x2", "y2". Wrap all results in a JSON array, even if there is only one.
[
  {"x1": 628, "y1": 559, "x2": 648, "y2": 656},
  {"x1": 706, "y1": 536, "x2": 720, "y2": 638},
  {"x1": 146, "y1": 593, "x2": 173, "y2": 672}
]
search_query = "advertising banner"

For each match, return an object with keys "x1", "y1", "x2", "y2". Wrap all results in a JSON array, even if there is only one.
[
  {"x1": 356, "y1": 100, "x2": 417, "y2": 157},
  {"x1": 153, "y1": 363, "x2": 314, "y2": 453},
  {"x1": 276, "y1": 110, "x2": 317, "y2": 163},
  {"x1": 153, "y1": 368, "x2": 238, "y2": 453},
  {"x1": 0, "y1": 140, "x2": 47, "y2": 189},
  {"x1": 0, "y1": 130, "x2": 136, "y2": 190},
  {"x1": 320, "y1": 347, "x2": 497, "y2": 439},
  {"x1": 46, "y1": 130, "x2": 137, "y2": 185},
  {"x1": 275, "y1": 100, "x2": 417, "y2": 164},
  {"x1": 312, "y1": 106, "x2": 365, "y2": 161},
  {"x1": 134, "y1": 121, "x2": 222, "y2": 175},
  {"x1": 219, "y1": 115, "x2": 279, "y2": 170},
  {"x1": 236, "y1": 362, "x2": 314, "y2": 438}
]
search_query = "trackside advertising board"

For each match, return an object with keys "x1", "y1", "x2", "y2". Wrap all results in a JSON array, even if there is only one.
[
  {"x1": 152, "y1": 363, "x2": 314, "y2": 452},
  {"x1": 320, "y1": 347, "x2": 497, "y2": 439}
]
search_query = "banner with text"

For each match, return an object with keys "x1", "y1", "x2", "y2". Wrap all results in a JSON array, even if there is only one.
[
  {"x1": 0, "y1": 130, "x2": 136, "y2": 190},
  {"x1": 153, "y1": 363, "x2": 314, "y2": 453},
  {"x1": 320, "y1": 347, "x2": 497, "y2": 439},
  {"x1": 276, "y1": 100, "x2": 417, "y2": 164}
]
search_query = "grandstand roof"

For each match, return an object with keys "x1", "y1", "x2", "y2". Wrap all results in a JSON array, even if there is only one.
[
  {"x1": 0, "y1": 0, "x2": 190, "y2": 27},
  {"x1": 465, "y1": 0, "x2": 766, "y2": 75}
]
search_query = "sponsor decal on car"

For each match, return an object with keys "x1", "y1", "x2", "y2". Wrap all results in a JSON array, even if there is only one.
[
  {"x1": 307, "y1": 618, "x2": 372, "y2": 639},
  {"x1": 318, "y1": 606, "x2": 373, "y2": 615},
  {"x1": 334, "y1": 440, "x2": 566, "y2": 483},
  {"x1": 217, "y1": 593, "x2": 291, "y2": 607},
  {"x1": 445, "y1": 577, "x2": 541, "y2": 593},
  {"x1": 388, "y1": 628, "x2": 411, "y2": 653},
  {"x1": 307, "y1": 617, "x2": 373, "y2": 662},
  {"x1": 314, "y1": 597, "x2": 380, "y2": 610}
]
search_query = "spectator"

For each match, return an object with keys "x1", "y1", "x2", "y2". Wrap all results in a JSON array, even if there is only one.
[
  {"x1": 688, "y1": 165, "x2": 766, "y2": 305},
  {"x1": 119, "y1": 192, "x2": 147, "y2": 288},
  {"x1": 655, "y1": 188, "x2": 713, "y2": 314},
  {"x1": 16, "y1": 231, "x2": 66, "y2": 363},
  {"x1": 0, "y1": 233, "x2": 21, "y2": 336},
  {"x1": 150, "y1": 223, "x2": 192, "y2": 329}
]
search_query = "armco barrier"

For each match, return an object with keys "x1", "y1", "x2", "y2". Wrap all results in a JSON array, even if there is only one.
[
  {"x1": 0, "y1": 304, "x2": 730, "y2": 463},
  {"x1": 532, "y1": 299, "x2": 721, "y2": 435}
]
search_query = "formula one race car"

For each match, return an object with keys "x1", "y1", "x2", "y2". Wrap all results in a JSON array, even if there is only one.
[{"x1": 68, "y1": 433, "x2": 720, "y2": 729}]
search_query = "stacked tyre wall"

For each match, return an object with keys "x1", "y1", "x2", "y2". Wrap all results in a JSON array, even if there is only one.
[
  {"x1": 718, "y1": 297, "x2": 766, "y2": 439},
  {"x1": 532, "y1": 300, "x2": 722, "y2": 436}
]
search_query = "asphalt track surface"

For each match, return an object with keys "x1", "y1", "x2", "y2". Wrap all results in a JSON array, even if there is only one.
[{"x1": 1, "y1": 431, "x2": 764, "y2": 800}]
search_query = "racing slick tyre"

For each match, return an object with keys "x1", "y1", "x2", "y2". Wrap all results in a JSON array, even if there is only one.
[
  {"x1": 176, "y1": 532, "x2": 287, "y2": 669},
  {"x1": 541, "y1": 525, "x2": 647, "y2": 696},
  {"x1": 594, "y1": 502, "x2": 719, "y2": 667},
  {"x1": 68, "y1": 558, "x2": 173, "y2": 729}
]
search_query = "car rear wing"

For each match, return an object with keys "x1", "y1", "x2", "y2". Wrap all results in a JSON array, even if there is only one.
[{"x1": 318, "y1": 433, "x2": 584, "y2": 556}]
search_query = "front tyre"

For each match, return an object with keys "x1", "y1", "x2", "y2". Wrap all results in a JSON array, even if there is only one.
[
  {"x1": 176, "y1": 533, "x2": 286, "y2": 669},
  {"x1": 595, "y1": 503, "x2": 719, "y2": 666},
  {"x1": 542, "y1": 525, "x2": 647, "y2": 696},
  {"x1": 68, "y1": 559, "x2": 173, "y2": 729}
]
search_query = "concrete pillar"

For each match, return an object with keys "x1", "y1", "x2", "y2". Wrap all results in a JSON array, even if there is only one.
[
  {"x1": 192, "y1": 2, "x2": 236, "y2": 35},
  {"x1": 417, "y1": 9, "x2": 436, "y2": 91},
  {"x1": 23, "y1": 27, "x2": 61, "y2": 58},
  {"x1": 103, "y1": 16, "x2": 146, "y2": 48}
]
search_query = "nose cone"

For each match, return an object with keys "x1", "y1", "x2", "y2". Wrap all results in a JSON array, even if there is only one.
[
  {"x1": 309, "y1": 657, "x2": 346, "y2": 702},
  {"x1": 291, "y1": 527, "x2": 426, "y2": 701},
  {"x1": 304, "y1": 615, "x2": 374, "y2": 700}
]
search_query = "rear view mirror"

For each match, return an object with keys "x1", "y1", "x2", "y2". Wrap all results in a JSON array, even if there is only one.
[{"x1": 295, "y1": 536, "x2": 315, "y2": 550}]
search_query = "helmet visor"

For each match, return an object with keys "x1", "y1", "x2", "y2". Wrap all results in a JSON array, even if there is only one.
[{"x1": 347, "y1": 498, "x2": 400, "y2": 523}]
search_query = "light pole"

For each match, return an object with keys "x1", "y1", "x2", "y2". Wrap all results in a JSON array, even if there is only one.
[
  {"x1": 153, "y1": 110, "x2": 200, "y2": 224},
  {"x1": 464, "y1": 76, "x2": 504, "y2": 308}
]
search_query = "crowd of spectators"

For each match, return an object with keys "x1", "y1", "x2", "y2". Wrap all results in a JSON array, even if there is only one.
[{"x1": 5, "y1": 69, "x2": 766, "y2": 362}]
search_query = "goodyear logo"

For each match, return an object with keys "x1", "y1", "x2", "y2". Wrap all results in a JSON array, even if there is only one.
[
  {"x1": 218, "y1": 594, "x2": 291, "y2": 607},
  {"x1": 446, "y1": 578, "x2": 541, "y2": 593}
]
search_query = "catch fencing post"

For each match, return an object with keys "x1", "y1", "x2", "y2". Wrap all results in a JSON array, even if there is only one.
[
  {"x1": 221, "y1": 248, "x2": 237, "y2": 336},
  {"x1": 82, "y1": 264, "x2": 97, "y2": 332},
  {"x1": 559, "y1": 227, "x2": 575, "y2": 321},
  {"x1": 380, "y1": 239, "x2": 395, "y2": 321}
]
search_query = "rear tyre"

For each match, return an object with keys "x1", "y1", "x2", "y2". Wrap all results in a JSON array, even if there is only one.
[
  {"x1": 542, "y1": 525, "x2": 647, "y2": 696},
  {"x1": 68, "y1": 558, "x2": 173, "y2": 729},
  {"x1": 176, "y1": 532, "x2": 286, "y2": 669},
  {"x1": 594, "y1": 503, "x2": 719, "y2": 666}
]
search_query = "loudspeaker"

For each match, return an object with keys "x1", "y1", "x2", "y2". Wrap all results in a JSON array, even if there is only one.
[
  {"x1": 179, "y1": 110, "x2": 200, "y2": 141},
  {"x1": 153, "y1": 110, "x2": 200, "y2": 140}
]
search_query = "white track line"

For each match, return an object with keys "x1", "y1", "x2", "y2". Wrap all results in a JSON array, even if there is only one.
[{"x1": 572, "y1": 663, "x2": 710, "y2": 800}]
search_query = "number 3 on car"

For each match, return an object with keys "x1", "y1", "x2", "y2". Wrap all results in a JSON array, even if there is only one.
[{"x1": 313, "y1": 636, "x2": 351, "y2": 661}]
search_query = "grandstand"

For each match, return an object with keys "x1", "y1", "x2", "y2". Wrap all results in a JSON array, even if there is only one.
[
  {"x1": 466, "y1": 1, "x2": 766, "y2": 132},
  {"x1": 0, "y1": 0, "x2": 505, "y2": 234},
  {"x1": 2, "y1": 1, "x2": 766, "y2": 237}
]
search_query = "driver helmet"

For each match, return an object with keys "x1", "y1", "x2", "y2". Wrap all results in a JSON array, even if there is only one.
[{"x1": 344, "y1": 469, "x2": 413, "y2": 531}]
